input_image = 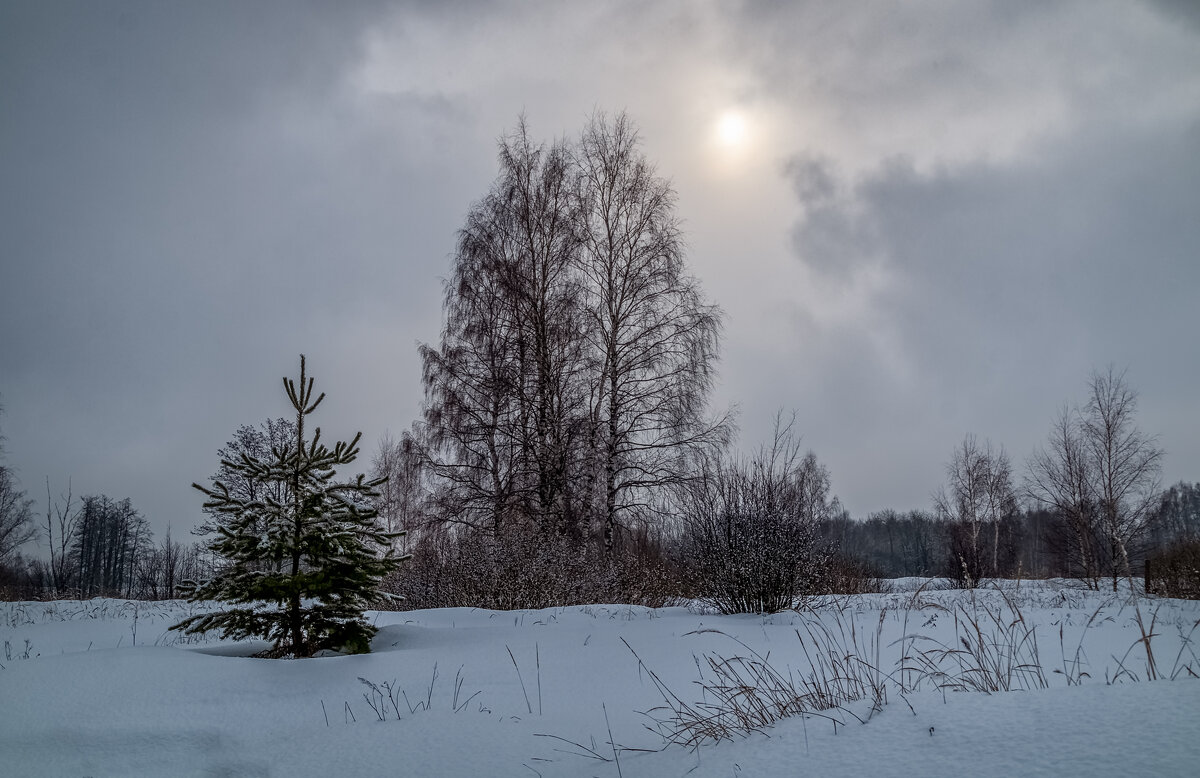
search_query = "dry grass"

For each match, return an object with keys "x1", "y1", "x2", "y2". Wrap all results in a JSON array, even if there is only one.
[
  {"x1": 356, "y1": 664, "x2": 482, "y2": 723},
  {"x1": 899, "y1": 588, "x2": 1048, "y2": 693},
  {"x1": 623, "y1": 604, "x2": 905, "y2": 749},
  {"x1": 619, "y1": 582, "x2": 1200, "y2": 751},
  {"x1": 1109, "y1": 602, "x2": 1200, "y2": 683}
]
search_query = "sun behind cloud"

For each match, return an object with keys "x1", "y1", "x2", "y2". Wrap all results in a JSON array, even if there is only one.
[{"x1": 716, "y1": 110, "x2": 748, "y2": 148}]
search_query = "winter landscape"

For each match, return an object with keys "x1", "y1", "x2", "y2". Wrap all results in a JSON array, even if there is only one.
[
  {"x1": 2, "y1": 581, "x2": 1198, "y2": 777},
  {"x1": 3, "y1": 4, "x2": 1200, "y2": 777}
]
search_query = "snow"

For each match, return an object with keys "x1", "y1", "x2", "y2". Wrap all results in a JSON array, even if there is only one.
[{"x1": 2, "y1": 583, "x2": 1198, "y2": 776}]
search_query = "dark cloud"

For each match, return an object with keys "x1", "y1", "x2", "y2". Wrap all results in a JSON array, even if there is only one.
[
  {"x1": 785, "y1": 153, "x2": 879, "y2": 281},
  {"x1": 1148, "y1": 0, "x2": 1200, "y2": 30},
  {"x1": 785, "y1": 154, "x2": 838, "y2": 206},
  {"x1": 0, "y1": 1, "x2": 437, "y2": 535}
]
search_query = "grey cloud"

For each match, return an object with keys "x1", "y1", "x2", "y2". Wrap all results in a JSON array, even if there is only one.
[
  {"x1": 784, "y1": 154, "x2": 838, "y2": 207},
  {"x1": 1148, "y1": 0, "x2": 1200, "y2": 30},
  {"x1": 779, "y1": 118, "x2": 1200, "y2": 513},
  {"x1": 0, "y1": 1, "x2": 434, "y2": 535},
  {"x1": 1, "y1": 0, "x2": 1197, "y2": 535},
  {"x1": 785, "y1": 152, "x2": 881, "y2": 280}
]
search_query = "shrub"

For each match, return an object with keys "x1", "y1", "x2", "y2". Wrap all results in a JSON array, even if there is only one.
[
  {"x1": 675, "y1": 416, "x2": 833, "y2": 613},
  {"x1": 817, "y1": 554, "x2": 887, "y2": 595},
  {"x1": 382, "y1": 523, "x2": 680, "y2": 610},
  {"x1": 1145, "y1": 539, "x2": 1200, "y2": 600}
]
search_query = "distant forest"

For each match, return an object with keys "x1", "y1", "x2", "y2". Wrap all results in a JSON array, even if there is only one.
[{"x1": 819, "y1": 480, "x2": 1200, "y2": 582}]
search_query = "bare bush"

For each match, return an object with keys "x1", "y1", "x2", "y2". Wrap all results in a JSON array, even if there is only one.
[
  {"x1": 382, "y1": 523, "x2": 680, "y2": 610},
  {"x1": 1145, "y1": 539, "x2": 1200, "y2": 600},
  {"x1": 817, "y1": 554, "x2": 887, "y2": 595},
  {"x1": 675, "y1": 414, "x2": 833, "y2": 613}
]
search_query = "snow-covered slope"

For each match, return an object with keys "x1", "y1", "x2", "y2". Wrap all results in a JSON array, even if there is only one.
[{"x1": 2, "y1": 583, "x2": 1197, "y2": 776}]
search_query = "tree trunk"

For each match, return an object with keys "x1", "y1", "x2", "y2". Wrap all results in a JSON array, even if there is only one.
[{"x1": 290, "y1": 356, "x2": 307, "y2": 656}]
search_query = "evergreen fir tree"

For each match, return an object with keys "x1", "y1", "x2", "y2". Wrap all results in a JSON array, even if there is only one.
[{"x1": 172, "y1": 355, "x2": 406, "y2": 657}]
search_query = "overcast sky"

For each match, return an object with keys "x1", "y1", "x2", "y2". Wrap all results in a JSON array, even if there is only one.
[{"x1": 2, "y1": 1, "x2": 1198, "y2": 546}]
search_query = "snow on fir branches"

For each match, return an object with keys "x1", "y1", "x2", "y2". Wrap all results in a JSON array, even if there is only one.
[{"x1": 172, "y1": 355, "x2": 407, "y2": 657}]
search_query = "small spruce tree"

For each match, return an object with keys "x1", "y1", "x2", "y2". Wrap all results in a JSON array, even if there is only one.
[{"x1": 172, "y1": 355, "x2": 406, "y2": 657}]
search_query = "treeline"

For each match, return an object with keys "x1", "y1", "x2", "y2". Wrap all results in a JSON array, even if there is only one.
[
  {"x1": 819, "y1": 484, "x2": 1199, "y2": 582},
  {"x1": 0, "y1": 484, "x2": 210, "y2": 600},
  {"x1": 0, "y1": 405, "x2": 285, "y2": 601},
  {"x1": 825, "y1": 367, "x2": 1194, "y2": 591}
]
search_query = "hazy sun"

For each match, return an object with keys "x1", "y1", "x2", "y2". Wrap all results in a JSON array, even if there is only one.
[{"x1": 716, "y1": 111, "x2": 748, "y2": 148}]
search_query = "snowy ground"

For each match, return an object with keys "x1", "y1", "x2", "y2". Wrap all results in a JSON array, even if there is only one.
[{"x1": 2, "y1": 581, "x2": 1198, "y2": 777}]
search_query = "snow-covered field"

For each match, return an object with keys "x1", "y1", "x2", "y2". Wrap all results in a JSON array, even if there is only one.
[{"x1": 2, "y1": 581, "x2": 1198, "y2": 777}]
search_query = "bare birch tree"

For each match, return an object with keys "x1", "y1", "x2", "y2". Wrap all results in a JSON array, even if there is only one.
[
  {"x1": 1027, "y1": 407, "x2": 1102, "y2": 585},
  {"x1": 43, "y1": 478, "x2": 79, "y2": 596},
  {"x1": 421, "y1": 118, "x2": 585, "y2": 535},
  {"x1": 0, "y1": 466, "x2": 36, "y2": 565},
  {"x1": 370, "y1": 431, "x2": 425, "y2": 552},
  {"x1": 0, "y1": 402, "x2": 37, "y2": 564},
  {"x1": 1026, "y1": 368, "x2": 1163, "y2": 590},
  {"x1": 421, "y1": 115, "x2": 726, "y2": 548},
  {"x1": 935, "y1": 434, "x2": 1018, "y2": 586},
  {"x1": 1083, "y1": 367, "x2": 1163, "y2": 590},
  {"x1": 69, "y1": 495, "x2": 151, "y2": 598},
  {"x1": 195, "y1": 418, "x2": 296, "y2": 538},
  {"x1": 576, "y1": 112, "x2": 728, "y2": 551}
]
